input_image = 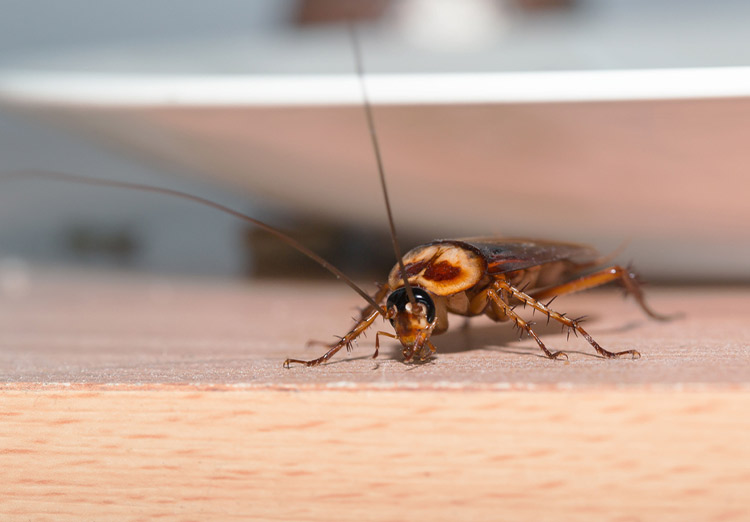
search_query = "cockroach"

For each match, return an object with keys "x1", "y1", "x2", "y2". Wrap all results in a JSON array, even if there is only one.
[
  {"x1": 4, "y1": 24, "x2": 669, "y2": 367},
  {"x1": 287, "y1": 237, "x2": 671, "y2": 366}
]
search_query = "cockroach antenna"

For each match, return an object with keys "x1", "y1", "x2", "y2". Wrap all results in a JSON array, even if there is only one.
[
  {"x1": 348, "y1": 22, "x2": 417, "y2": 308},
  {"x1": 1, "y1": 170, "x2": 385, "y2": 314}
]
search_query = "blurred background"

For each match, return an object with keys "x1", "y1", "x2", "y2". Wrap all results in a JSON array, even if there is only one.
[{"x1": 0, "y1": 0, "x2": 749, "y2": 284}]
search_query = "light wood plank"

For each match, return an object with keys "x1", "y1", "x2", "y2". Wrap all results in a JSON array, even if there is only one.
[{"x1": 2, "y1": 389, "x2": 748, "y2": 521}]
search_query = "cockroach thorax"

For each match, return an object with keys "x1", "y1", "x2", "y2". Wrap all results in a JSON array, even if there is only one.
[{"x1": 388, "y1": 243, "x2": 485, "y2": 296}]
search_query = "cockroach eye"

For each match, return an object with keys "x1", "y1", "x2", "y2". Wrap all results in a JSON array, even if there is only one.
[{"x1": 386, "y1": 287, "x2": 436, "y2": 325}]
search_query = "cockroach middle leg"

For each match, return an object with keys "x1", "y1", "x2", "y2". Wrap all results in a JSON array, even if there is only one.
[
  {"x1": 492, "y1": 279, "x2": 641, "y2": 359},
  {"x1": 486, "y1": 287, "x2": 568, "y2": 360},
  {"x1": 531, "y1": 265, "x2": 671, "y2": 321},
  {"x1": 284, "y1": 307, "x2": 383, "y2": 367}
]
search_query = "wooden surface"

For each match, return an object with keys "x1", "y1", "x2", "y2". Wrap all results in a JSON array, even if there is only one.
[{"x1": 1, "y1": 268, "x2": 749, "y2": 521}]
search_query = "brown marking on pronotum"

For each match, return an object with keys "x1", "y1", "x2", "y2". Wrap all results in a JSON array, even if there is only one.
[{"x1": 423, "y1": 260, "x2": 462, "y2": 282}]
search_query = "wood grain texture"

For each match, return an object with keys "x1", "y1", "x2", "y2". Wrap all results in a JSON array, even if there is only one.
[
  {"x1": 0, "y1": 270, "x2": 748, "y2": 520},
  {"x1": 2, "y1": 389, "x2": 748, "y2": 521}
]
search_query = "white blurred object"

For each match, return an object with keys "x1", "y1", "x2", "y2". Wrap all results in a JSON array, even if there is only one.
[
  {"x1": 394, "y1": 0, "x2": 510, "y2": 50},
  {"x1": 3, "y1": 67, "x2": 750, "y2": 106}
]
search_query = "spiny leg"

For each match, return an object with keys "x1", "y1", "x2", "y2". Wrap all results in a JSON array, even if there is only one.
[
  {"x1": 531, "y1": 265, "x2": 671, "y2": 321},
  {"x1": 304, "y1": 283, "x2": 392, "y2": 354},
  {"x1": 284, "y1": 308, "x2": 382, "y2": 367},
  {"x1": 493, "y1": 279, "x2": 641, "y2": 359},
  {"x1": 486, "y1": 288, "x2": 568, "y2": 360}
]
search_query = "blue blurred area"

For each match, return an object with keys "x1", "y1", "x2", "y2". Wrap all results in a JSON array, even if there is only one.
[{"x1": 0, "y1": 1, "x2": 291, "y2": 276}]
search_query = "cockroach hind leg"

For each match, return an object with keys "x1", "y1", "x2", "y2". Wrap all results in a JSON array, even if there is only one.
[
  {"x1": 620, "y1": 268, "x2": 677, "y2": 322},
  {"x1": 531, "y1": 265, "x2": 676, "y2": 322}
]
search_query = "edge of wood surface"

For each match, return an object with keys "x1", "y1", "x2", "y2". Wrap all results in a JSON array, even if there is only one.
[{"x1": 2, "y1": 380, "x2": 750, "y2": 392}]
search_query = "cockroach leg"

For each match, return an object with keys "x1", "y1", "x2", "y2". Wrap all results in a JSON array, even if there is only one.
[
  {"x1": 406, "y1": 339, "x2": 436, "y2": 362},
  {"x1": 530, "y1": 265, "x2": 671, "y2": 321},
  {"x1": 397, "y1": 319, "x2": 438, "y2": 363},
  {"x1": 487, "y1": 288, "x2": 568, "y2": 360},
  {"x1": 374, "y1": 330, "x2": 398, "y2": 359},
  {"x1": 493, "y1": 279, "x2": 641, "y2": 359},
  {"x1": 420, "y1": 340, "x2": 438, "y2": 361},
  {"x1": 284, "y1": 307, "x2": 383, "y2": 367}
]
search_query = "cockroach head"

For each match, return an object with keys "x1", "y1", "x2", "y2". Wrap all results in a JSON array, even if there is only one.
[{"x1": 385, "y1": 287, "x2": 435, "y2": 347}]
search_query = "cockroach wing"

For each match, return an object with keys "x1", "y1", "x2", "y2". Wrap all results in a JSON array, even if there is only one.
[{"x1": 457, "y1": 238, "x2": 599, "y2": 274}]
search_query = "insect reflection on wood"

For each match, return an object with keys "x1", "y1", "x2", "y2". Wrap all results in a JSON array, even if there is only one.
[{"x1": 5, "y1": 24, "x2": 670, "y2": 367}]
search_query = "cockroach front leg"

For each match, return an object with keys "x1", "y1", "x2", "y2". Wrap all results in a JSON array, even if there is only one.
[
  {"x1": 412, "y1": 339, "x2": 438, "y2": 362},
  {"x1": 492, "y1": 279, "x2": 641, "y2": 359},
  {"x1": 283, "y1": 308, "x2": 383, "y2": 367},
  {"x1": 374, "y1": 321, "x2": 437, "y2": 363},
  {"x1": 400, "y1": 318, "x2": 438, "y2": 362}
]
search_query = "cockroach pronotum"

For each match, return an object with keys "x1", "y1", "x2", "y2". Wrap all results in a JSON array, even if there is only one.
[{"x1": 3, "y1": 24, "x2": 669, "y2": 367}]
